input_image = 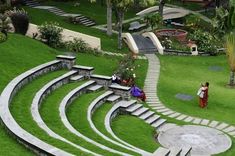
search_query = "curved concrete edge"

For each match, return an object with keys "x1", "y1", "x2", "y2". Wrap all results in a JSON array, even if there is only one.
[
  {"x1": 144, "y1": 54, "x2": 235, "y2": 140},
  {"x1": 0, "y1": 60, "x2": 74, "y2": 156},
  {"x1": 31, "y1": 71, "x2": 101, "y2": 156},
  {"x1": 87, "y1": 91, "x2": 140, "y2": 155},
  {"x1": 104, "y1": 102, "x2": 152, "y2": 156},
  {"x1": 59, "y1": 81, "x2": 131, "y2": 156},
  {"x1": 122, "y1": 33, "x2": 139, "y2": 54},
  {"x1": 142, "y1": 32, "x2": 164, "y2": 55}
]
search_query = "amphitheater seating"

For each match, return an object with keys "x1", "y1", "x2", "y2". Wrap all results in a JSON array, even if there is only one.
[
  {"x1": 0, "y1": 54, "x2": 192, "y2": 156},
  {"x1": 0, "y1": 59, "x2": 73, "y2": 155}
]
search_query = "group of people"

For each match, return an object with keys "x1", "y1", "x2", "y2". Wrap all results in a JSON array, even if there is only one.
[
  {"x1": 112, "y1": 74, "x2": 146, "y2": 102},
  {"x1": 197, "y1": 82, "x2": 209, "y2": 108}
]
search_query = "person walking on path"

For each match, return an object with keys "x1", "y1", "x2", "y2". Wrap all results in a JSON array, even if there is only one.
[{"x1": 197, "y1": 82, "x2": 209, "y2": 108}]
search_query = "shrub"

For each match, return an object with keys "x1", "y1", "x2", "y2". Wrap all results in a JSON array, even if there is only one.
[
  {"x1": 0, "y1": 32, "x2": 7, "y2": 43},
  {"x1": 189, "y1": 29, "x2": 221, "y2": 54},
  {"x1": 65, "y1": 38, "x2": 89, "y2": 53},
  {"x1": 0, "y1": 4, "x2": 11, "y2": 13},
  {"x1": 5, "y1": 8, "x2": 29, "y2": 35},
  {"x1": 38, "y1": 22, "x2": 63, "y2": 48},
  {"x1": 0, "y1": 14, "x2": 11, "y2": 36}
]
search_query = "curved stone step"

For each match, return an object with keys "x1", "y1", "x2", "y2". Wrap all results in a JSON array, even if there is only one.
[
  {"x1": 59, "y1": 80, "x2": 131, "y2": 155},
  {"x1": 0, "y1": 60, "x2": 74, "y2": 155},
  {"x1": 104, "y1": 100, "x2": 152, "y2": 156},
  {"x1": 31, "y1": 71, "x2": 100, "y2": 156}
]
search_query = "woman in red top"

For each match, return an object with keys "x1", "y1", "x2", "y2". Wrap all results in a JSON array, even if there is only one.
[{"x1": 199, "y1": 82, "x2": 209, "y2": 108}]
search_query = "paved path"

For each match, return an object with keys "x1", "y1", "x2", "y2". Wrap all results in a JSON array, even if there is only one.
[{"x1": 144, "y1": 54, "x2": 235, "y2": 139}]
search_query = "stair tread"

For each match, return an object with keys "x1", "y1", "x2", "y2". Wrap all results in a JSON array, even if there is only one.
[
  {"x1": 70, "y1": 75, "x2": 84, "y2": 81},
  {"x1": 139, "y1": 111, "x2": 155, "y2": 120},
  {"x1": 145, "y1": 115, "x2": 160, "y2": 124},
  {"x1": 88, "y1": 84, "x2": 103, "y2": 91},
  {"x1": 132, "y1": 107, "x2": 149, "y2": 116},
  {"x1": 106, "y1": 95, "x2": 121, "y2": 102},
  {"x1": 151, "y1": 119, "x2": 166, "y2": 128},
  {"x1": 126, "y1": 104, "x2": 142, "y2": 112}
]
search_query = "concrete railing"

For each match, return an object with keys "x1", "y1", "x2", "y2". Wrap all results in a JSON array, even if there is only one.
[
  {"x1": 142, "y1": 32, "x2": 164, "y2": 55},
  {"x1": 122, "y1": 33, "x2": 139, "y2": 54}
]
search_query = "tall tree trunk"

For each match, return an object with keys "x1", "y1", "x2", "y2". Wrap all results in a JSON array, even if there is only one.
[
  {"x1": 106, "y1": 0, "x2": 112, "y2": 36},
  {"x1": 117, "y1": 11, "x2": 123, "y2": 50},
  {"x1": 159, "y1": 0, "x2": 165, "y2": 17},
  {"x1": 229, "y1": 71, "x2": 235, "y2": 86}
]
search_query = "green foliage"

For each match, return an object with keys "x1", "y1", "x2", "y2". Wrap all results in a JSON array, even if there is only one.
[
  {"x1": 185, "y1": 14, "x2": 202, "y2": 30},
  {"x1": 144, "y1": 13, "x2": 162, "y2": 30},
  {"x1": 225, "y1": 32, "x2": 235, "y2": 72},
  {"x1": 0, "y1": 32, "x2": 6, "y2": 43},
  {"x1": 0, "y1": 4, "x2": 11, "y2": 13},
  {"x1": 189, "y1": 29, "x2": 220, "y2": 54},
  {"x1": 38, "y1": 22, "x2": 63, "y2": 48},
  {"x1": 65, "y1": 38, "x2": 90, "y2": 53},
  {"x1": 0, "y1": 14, "x2": 11, "y2": 35},
  {"x1": 5, "y1": 8, "x2": 29, "y2": 35}
]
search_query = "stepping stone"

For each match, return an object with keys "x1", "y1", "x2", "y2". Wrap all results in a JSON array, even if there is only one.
[
  {"x1": 152, "y1": 147, "x2": 170, "y2": 156},
  {"x1": 70, "y1": 75, "x2": 84, "y2": 81},
  {"x1": 139, "y1": 111, "x2": 155, "y2": 120},
  {"x1": 209, "y1": 121, "x2": 219, "y2": 128},
  {"x1": 151, "y1": 106, "x2": 165, "y2": 109},
  {"x1": 106, "y1": 95, "x2": 120, "y2": 103},
  {"x1": 147, "y1": 101, "x2": 161, "y2": 104},
  {"x1": 216, "y1": 123, "x2": 229, "y2": 130},
  {"x1": 223, "y1": 126, "x2": 235, "y2": 133},
  {"x1": 200, "y1": 119, "x2": 210, "y2": 126},
  {"x1": 192, "y1": 118, "x2": 202, "y2": 124},
  {"x1": 126, "y1": 104, "x2": 142, "y2": 112},
  {"x1": 132, "y1": 107, "x2": 149, "y2": 116},
  {"x1": 184, "y1": 116, "x2": 194, "y2": 122},
  {"x1": 168, "y1": 112, "x2": 181, "y2": 118},
  {"x1": 169, "y1": 147, "x2": 182, "y2": 156},
  {"x1": 145, "y1": 115, "x2": 160, "y2": 124},
  {"x1": 148, "y1": 104, "x2": 163, "y2": 107},
  {"x1": 228, "y1": 130, "x2": 235, "y2": 136},
  {"x1": 176, "y1": 114, "x2": 187, "y2": 120},
  {"x1": 162, "y1": 110, "x2": 174, "y2": 116},
  {"x1": 156, "y1": 108, "x2": 170, "y2": 113},
  {"x1": 152, "y1": 119, "x2": 166, "y2": 129},
  {"x1": 87, "y1": 84, "x2": 103, "y2": 92}
]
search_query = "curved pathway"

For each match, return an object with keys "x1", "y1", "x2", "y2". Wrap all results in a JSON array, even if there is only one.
[{"x1": 144, "y1": 54, "x2": 235, "y2": 138}]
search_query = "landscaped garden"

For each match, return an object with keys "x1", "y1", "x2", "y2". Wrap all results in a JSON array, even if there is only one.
[{"x1": 0, "y1": 0, "x2": 235, "y2": 155}]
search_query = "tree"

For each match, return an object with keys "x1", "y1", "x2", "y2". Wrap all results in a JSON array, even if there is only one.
[
  {"x1": 112, "y1": 0, "x2": 155, "y2": 49},
  {"x1": 106, "y1": 0, "x2": 112, "y2": 36},
  {"x1": 225, "y1": 31, "x2": 235, "y2": 86},
  {"x1": 159, "y1": 0, "x2": 165, "y2": 17},
  {"x1": 144, "y1": 13, "x2": 162, "y2": 30}
]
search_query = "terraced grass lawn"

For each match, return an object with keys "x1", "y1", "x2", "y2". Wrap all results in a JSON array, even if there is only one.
[
  {"x1": 112, "y1": 115, "x2": 160, "y2": 153},
  {"x1": 158, "y1": 55, "x2": 235, "y2": 125},
  {"x1": 10, "y1": 70, "x2": 93, "y2": 155},
  {"x1": 40, "y1": 81, "x2": 117, "y2": 155},
  {"x1": 92, "y1": 102, "x2": 118, "y2": 139},
  {"x1": 67, "y1": 92, "x2": 139, "y2": 155}
]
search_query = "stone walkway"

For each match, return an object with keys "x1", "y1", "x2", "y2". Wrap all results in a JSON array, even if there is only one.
[{"x1": 144, "y1": 54, "x2": 235, "y2": 139}]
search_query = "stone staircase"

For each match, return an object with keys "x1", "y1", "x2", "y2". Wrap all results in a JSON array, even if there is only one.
[{"x1": 23, "y1": 0, "x2": 96, "y2": 27}]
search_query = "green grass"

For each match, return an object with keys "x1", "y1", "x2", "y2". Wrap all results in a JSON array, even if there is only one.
[
  {"x1": 158, "y1": 55, "x2": 235, "y2": 125},
  {"x1": 112, "y1": 115, "x2": 160, "y2": 153},
  {"x1": 40, "y1": 81, "x2": 118, "y2": 156},
  {"x1": 42, "y1": 0, "x2": 137, "y2": 25},
  {"x1": 92, "y1": 103, "x2": 114, "y2": 139},
  {"x1": 24, "y1": 6, "x2": 131, "y2": 53},
  {"x1": 10, "y1": 70, "x2": 92, "y2": 155},
  {"x1": 67, "y1": 91, "x2": 138, "y2": 155}
]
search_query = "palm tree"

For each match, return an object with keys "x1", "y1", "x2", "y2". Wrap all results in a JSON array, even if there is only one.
[{"x1": 225, "y1": 31, "x2": 235, "y2": 86}]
